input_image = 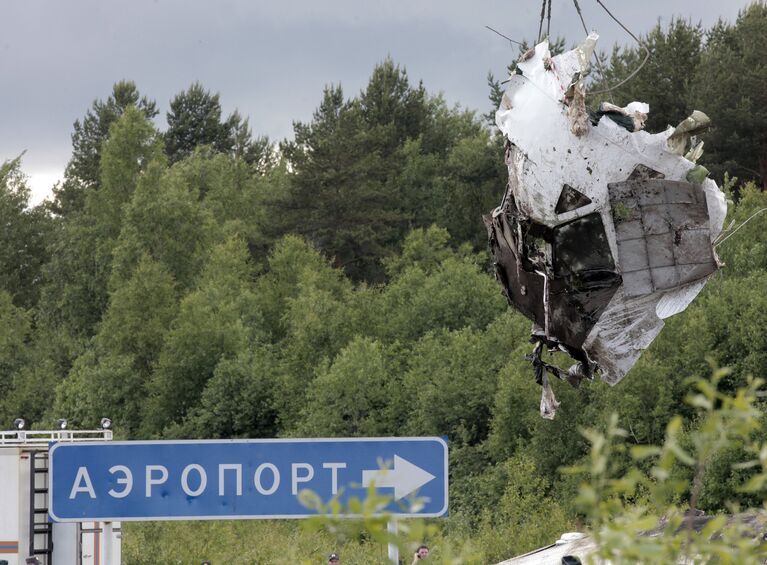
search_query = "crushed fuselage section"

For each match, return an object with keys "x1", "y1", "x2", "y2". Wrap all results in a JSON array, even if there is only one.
[{"x1": 486, "y1": 34, "x2": 726, "y2": 417}]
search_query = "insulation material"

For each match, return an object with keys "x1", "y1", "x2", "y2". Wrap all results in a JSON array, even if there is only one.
[{"x1": 486, "y1": 35, "x2": 727, "y2": 417}]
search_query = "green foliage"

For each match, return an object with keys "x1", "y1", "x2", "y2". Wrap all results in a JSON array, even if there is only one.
[
  {"x1": 0, "y1": 291, "x2": 31, "y2": 398},
  {"x1": 122, "y1": 501, "x2": 476, "y2": 564},
  {"x1": 94, "y1": 106, "x2": 166, "y2": 232},
  {"x1": 98, "y1": 256, "x2": 178, "y2": 373},
  {"x1": 109, "y1": 158, "x2": 216, "y2": 291},
  {"x1": 358, "y1": 59, "x2": 428, "y2": 145},
  {"x1": 122, "y1": 520, "x2": 363, "y2": 565},
  {"x1": 403, "y1": 327, "x2": 505, "y2": 445},
  {"x1": 175, "y1": 148, "x2": 269, "y2": 243},
  {"x1": 0, "y1": 157, "x2": 51, "y2": 308},
  {"x1": 39, "y1": 106, "x2": 164, "y2": 340},
  {"x1": 692, "y1": 2, "x2": 767, "y2": 187},
  {"x1": 165, "y1": 82, "x2": 235, "y2": 163},
  {"x1": 55, "y1": 351, "x2": 140, "y2": 433},
  {"x1": 273, "y1": 81, "x2": 406, "y2": 282},
  {"x1": 716, "y1": 182, "x2": 767, "y2": 276},
  {"x1": 253, "y1": 235, "x2": 344, "y2": 343},
  {"x1": 487, "y1": 345, "x2": 548, "y2": 460},
  {"x1": 437, "y1": 132, "x2": 504, "y2": 247},
  {"x1": 296, "y1": 472, "x2": 486, "y2": 563},
  {"x1": 182, "y1": 347, "x2": 279, "y2": 439},
  {"x1": 472, "y1": 451, "x2": 572, "y2": 563},
  {"x1": 164, "y1": 83, "x2": 274, "y2": 169},
  {"x1": 270, "y1": 60, "x2": 504, "y2": 282},
  {"x1": 142, "y1": 237, "x2": 262, "y2": 436},
  {"x1": 53, "y1": 80, "x2": 158, "y2": 216},
  {"x1": 267, "y1": 239, "x2": 356, "y2": 429},
  {"x1": 53, "y1": 257, "x2": 179, "y2": 434},
  {"x1": 383, "y1": 225, "x2": 455, "y2": 277},
  {"x1": 566, "y1": 369, "x2": 767, "y2": 563},
  {"x1": 299, "y1": 337, "x2": 397, "y2": 437},
  {"x1": 374, "y1": 254, "x2": 503, "y2": 343}
]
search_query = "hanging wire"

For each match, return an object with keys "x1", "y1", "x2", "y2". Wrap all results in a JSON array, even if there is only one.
[
  {"x1": 588, "y1": 0, "x2": 650, "y2": 95},
  {"x1": 496, "y1": 0, "x2": 646, "y2": 98},
  {"x1": 484, "y1": 25, "x2": 524, "y2": 46},
  {"x1": 537, "y1": 0, "x2": 547, "y2": 42},
  {"x1": 713, "y1": 208, "x2": 767, "y2": 248},
  {"x1": 572, "y1": 0, "x2": 615, "y2": 104}
]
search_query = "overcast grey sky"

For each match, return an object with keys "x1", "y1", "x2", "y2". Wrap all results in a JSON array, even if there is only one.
[{"x1": 0, "y1": 0, "x2": 755, "y2": 203}]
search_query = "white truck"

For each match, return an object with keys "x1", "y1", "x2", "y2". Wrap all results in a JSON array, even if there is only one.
[{"x1": 0, "y1": 427, "x2": 121, "y2": 565}]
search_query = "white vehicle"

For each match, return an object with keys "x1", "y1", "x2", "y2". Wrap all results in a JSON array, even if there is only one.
[{"x1": 0, "y1": 424, "x2": 121, "y2": 565}]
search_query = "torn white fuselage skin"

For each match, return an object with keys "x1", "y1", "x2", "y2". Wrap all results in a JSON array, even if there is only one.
[{"x1": 486, "y1": 35, "x2": 726, "y2": 418}]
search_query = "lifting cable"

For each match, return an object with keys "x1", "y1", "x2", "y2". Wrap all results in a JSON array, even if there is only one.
[
  {"x1": 490, "y1": 0, "x2": 649, "y2": 98},
  {"x1": 547, "y1": 0, "x2": 553, "y2": 39},
  {"x1": 588, "y1": 0, "x2": 650, "y2": 95},
  {"x1": 537, "y1": 0, "x2": 547, "y2": 43},
  {"x1": 485, "y1": 25, "x2": 523, "y2": 47},
  {"x1": 714, "y1": 208, "x2": 767, "y2": 248}
]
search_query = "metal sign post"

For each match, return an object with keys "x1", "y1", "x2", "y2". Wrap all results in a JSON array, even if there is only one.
[
  {"x1": 387, "y1": 517, "x2": 399, "y2": 564},
  {"x1": 102, "y1": 522, "x2": 113, "y2": 565}
]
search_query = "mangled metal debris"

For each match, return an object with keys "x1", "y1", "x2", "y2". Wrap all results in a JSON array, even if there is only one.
[{"x1": 485, "y1": 34, "x2": 727, "y2": 419}]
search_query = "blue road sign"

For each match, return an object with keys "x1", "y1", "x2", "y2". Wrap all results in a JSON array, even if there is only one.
[{"x1": 49, "y1": 437, "x2": 448, "y2": 522}]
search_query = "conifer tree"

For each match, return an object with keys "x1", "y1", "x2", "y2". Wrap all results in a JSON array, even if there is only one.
[
  {"x1": 165, "y1": 82, "x2": 235, "y2": 163},
  {"x1": 52, "y1": 81, "x2": 158, "y2": 216},
  {"x1": 693, "y1": 3, "x2": 767, "y2": 187}
]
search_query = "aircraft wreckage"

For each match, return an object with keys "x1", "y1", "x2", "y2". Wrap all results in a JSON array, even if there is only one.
[{"x1": 485, "y1": 34, "x2": 727, "y2": 418}]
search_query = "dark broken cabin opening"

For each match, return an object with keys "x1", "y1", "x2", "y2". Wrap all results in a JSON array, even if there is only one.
[
  {"x1": 487, "y1": 157, "x2": 718, "y2": 387},
  {"x1": 555, "y1": 184, "x2": 592, "y2": 214},
  {"x1": 487, "y1": 179, "x2": 621, "y2": 381}
]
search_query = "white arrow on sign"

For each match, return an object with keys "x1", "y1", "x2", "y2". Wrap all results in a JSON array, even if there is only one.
[{"x1": 361, "y1": 455, "x2": 436, "y2": 500}]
